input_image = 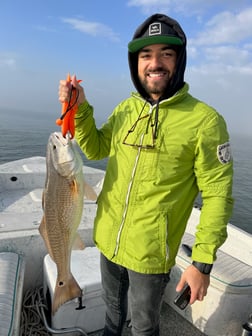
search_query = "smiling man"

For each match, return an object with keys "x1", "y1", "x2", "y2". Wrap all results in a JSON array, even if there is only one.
[
  {"x1": 137, "y1": 44, "x2": 177, "y2": 101},
  {"x1": 59, "y1": 13, "x2": 233, "y2": 336}
]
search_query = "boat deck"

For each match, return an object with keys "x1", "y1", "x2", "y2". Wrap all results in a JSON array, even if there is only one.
[
  {"x1": 21, "y1": 286, "x2": 206, "y2": 336},
  {"x1": 1, "y1": 157, "x2": 252, "y2": 336},
  {"x1": 90, "y1": 302, "x2": 205, "y2": 336}
]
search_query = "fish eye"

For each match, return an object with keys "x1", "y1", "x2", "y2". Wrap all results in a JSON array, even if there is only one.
[{"x1": 53, "y1": 145, "x2": 57, "y2": 150}]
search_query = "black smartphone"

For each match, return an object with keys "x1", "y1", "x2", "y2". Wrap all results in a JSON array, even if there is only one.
[{"x1": 174, "y1": 284, "x2": 191, "y2": 310}]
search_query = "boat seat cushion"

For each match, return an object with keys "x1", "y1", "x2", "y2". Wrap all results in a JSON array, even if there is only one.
[{"x1": 0, "y1": 252, "x2": 25, "y2": 336}]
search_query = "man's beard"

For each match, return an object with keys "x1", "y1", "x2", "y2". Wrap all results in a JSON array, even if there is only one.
[{"x1": 139, "y1": 69, "x2": 173, "y2": 98}]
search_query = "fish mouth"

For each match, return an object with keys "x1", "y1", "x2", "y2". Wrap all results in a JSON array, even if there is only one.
[
  {"x1": 51, "y1": 132, "x2": 73, "y2": 163},
  {"x1": 49, "y1": 132, "x2": 78, "y2": 176},
  {"x1": 53, "y1": 132, "x2": 70, "y2": 146}
]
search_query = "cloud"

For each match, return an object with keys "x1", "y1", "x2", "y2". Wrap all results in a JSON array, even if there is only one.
[
  {"x1": 193, "y1": 8, "x2": 252, "y2": 45},
  {"x1": 186, "y1": 63, "x2": 252, "y2": 135},
  {"x1": 204, "y1": 46, "x2": 251, "y2": 68},
  {"x1": 61, "y1": 18, "x2": 120, "y2": 42},
  {"x1": 126, "y1": 0, "x2": 249, "y2": 16},
  {"x1": 34, "y1": 25, "x2": 57, "y2": 33},
  {"x1": 127, "y1": 0, "x2": 174, "y2": 15},
  {"x1": 187, "y1": 8, "x2": 252, "y2": 82},
  {"x1": 0, "y1": 54, "x2": 17, "y2": 69},
  {"x1": 127, "y1": 0, "x2": 171, "y2": 7}
]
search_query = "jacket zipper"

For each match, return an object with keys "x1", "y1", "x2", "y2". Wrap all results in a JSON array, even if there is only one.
[
  {"x1": 113, "y1": 133, "x2": 144, "y2": 257},
  {"x1": 113, "y1": 102, "x2": 158, "y2": 257}
]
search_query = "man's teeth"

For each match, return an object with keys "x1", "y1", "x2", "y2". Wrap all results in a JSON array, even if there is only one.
[{"x1": 149, "y1": 73, "x2": 163, "y2": 77}]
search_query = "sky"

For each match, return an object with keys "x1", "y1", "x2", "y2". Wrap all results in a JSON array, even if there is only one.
[{"x1": 1, "y1": 0, "x2": 252, "y2": 135}]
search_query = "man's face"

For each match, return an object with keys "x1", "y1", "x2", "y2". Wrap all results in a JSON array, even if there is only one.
[{"x1": 138, "y1": 44, "x2": 177, "y2": 100}]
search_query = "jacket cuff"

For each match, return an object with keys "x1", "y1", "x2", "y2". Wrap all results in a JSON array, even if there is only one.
[{"x1": 192, "y1": 261, "x2": 213, "y2": 274}]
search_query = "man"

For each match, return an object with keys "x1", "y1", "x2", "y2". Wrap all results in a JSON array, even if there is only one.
[{"x1": 59, "y1": 13, "x2": 233, "y2": 336}]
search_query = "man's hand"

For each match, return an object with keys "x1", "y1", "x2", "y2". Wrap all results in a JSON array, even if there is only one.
[
  {"x1": 58, "y1": 75, "x2": 86, "y2": 106},
  {"x1": 176, "y1": 264, "x2": 210, "y2": 304}
]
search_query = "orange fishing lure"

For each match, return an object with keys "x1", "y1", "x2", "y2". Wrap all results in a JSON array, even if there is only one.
[{"x1": 56, "y1": 74, "x2": 82, "y2": 138}]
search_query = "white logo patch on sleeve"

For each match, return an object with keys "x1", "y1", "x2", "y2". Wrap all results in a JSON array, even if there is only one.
[{"x1": 217, "y1": 142, "x2": 232, "y2": 164}]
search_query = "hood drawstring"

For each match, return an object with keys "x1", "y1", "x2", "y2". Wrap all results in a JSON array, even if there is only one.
[
  {"x1": 153, "y1": 99, "x2": 159, "y2": 140},
  {"x1": 145, "y1": 98, "x2": 159, "y2": 140}
]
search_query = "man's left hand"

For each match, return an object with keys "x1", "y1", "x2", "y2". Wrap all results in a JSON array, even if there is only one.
[{"x1": 176, "y1": 264, "x2": 210, "y2": 304}]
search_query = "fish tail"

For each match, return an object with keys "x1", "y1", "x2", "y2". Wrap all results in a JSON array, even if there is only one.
[{"x1": 52, "y1": 274, "x2": 82, "y2": 315}]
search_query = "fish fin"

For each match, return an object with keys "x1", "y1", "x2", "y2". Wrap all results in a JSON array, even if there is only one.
[
  {"x1": 72, "y1": 232, "x2": 85, "y2": 250},
  {"x1": 84, "y1": 181, "x2": 97, "y2": 201},
  {"x1": 52, "y1": 273, "x2": 82, "y2": 315},
  {"x1": 39, "y1": 216, "x2": 48, "y2": 243},
  {"x1": 70, "y1": 179, "x2": 79, "y2": 196},
  {"x1": 41, "y1": 191, "x2": 45, "y2": 210},
  {"x1": 39, "y1": 216, "x2": 55, "y2": 261}
]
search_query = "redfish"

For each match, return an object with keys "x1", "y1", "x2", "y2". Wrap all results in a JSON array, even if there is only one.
[{"x1": 39, "y1": 132, "x2": 85, "y2": 314}]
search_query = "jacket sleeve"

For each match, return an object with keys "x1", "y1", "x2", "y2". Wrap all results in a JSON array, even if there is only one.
[
  {"x1": 74, "y1": 101, "x2": 113, "y2": 160},
  {"x1": 192, "y1": 110, "x2": 234, "y2": 264}
]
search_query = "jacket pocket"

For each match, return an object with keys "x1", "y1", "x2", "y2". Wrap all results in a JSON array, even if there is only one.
[{"x1": 124, "y1": 208, "x2": 170, "y2": 269}]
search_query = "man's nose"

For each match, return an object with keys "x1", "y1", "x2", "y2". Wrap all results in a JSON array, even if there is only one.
[{"x1": 150, "y1": 55, "x2": 162, "y2": 67}]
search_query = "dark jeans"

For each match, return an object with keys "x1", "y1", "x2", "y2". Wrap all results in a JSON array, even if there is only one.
[{"x1": 100, "y1": 253, "x2": 170, "y2": 336}]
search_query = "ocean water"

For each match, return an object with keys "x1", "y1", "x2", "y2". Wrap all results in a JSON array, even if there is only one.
[{"x1": 0, "y1": 123, "x2": 251, "y2": 234}]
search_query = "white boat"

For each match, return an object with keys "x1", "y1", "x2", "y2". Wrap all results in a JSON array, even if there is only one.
[{"x1": 0, "y1": 156, "x2": 252, "y2": 336}]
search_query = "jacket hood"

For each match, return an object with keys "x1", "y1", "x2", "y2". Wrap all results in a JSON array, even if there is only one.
[{"x1": 128, "y1": 13, "x2": 187, "y2": 101}]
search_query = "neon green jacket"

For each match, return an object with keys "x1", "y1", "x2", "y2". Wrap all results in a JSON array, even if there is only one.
[{"x1": 75, "y1": 83, "x2": 233, "y2": 274}]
